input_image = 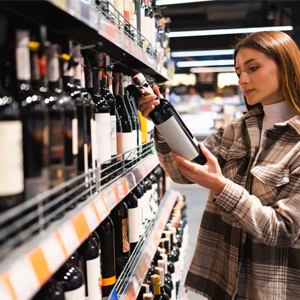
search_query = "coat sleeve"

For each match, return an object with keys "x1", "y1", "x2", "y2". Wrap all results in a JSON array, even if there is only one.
[
  {"x1": 213, "y1": 173, "x2": 300, "y2": 247},
  {"x1": 154, "y1": 125, "x2": 225, "y2": 184}
]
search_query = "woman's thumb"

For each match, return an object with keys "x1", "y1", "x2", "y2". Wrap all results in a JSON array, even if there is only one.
[
  {"x1": 153, "y1": 85, "x2": 163, "y2": 98},
  {"x1": 199, "y1": 143, "x2": 212, "y2": 159}
]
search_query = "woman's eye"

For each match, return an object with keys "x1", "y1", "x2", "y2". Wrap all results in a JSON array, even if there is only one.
[{"x1": 250, "y1": 66, "x2": 259, "y2": 72}]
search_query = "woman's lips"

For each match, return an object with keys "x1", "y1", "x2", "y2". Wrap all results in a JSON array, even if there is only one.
[{"x1": 243, "y1": 89, "x2": 255, "y2": 96}]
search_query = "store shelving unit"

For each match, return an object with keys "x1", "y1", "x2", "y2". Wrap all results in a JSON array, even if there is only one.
[{"x1": 0, "y1": 1, "x2": 175, "y2": 299}]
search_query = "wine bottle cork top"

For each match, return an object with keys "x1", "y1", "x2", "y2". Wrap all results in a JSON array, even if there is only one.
[
  {"x1": 133, "y1": 73, "x2": 146, "y2": 86},
  {"x1": 150, "y1": 274, "x2": 161, "y2": 284},
  {"x1": 143, "y1": 293, "x2": 154, "y2": 300}
]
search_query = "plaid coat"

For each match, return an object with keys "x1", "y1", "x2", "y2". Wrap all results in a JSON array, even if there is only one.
[{"x1": 154, "y1": 107, "x2": 300, "y2": 300}]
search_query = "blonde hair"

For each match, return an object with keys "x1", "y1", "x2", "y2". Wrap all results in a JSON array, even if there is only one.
[{"x1": 234, "y1": 31, "x2": 300, "y2": 114}]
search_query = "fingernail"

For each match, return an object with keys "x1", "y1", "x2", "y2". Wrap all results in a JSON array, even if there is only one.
[
  {"x1": 154, "y1": 99, "x2": 160, "y2": 104},
  {"x1": 151, "y1": 95, "x2": 157, "y2": 100}
]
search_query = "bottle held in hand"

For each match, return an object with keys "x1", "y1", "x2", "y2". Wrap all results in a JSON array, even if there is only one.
[{"x1": 127, "y1": 73, "x2": 207, "y2": 165}]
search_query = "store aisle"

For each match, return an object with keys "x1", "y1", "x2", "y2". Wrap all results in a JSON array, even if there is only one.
[{"x1": 170, "y1": 182, "x2": 209, "y2": 300}]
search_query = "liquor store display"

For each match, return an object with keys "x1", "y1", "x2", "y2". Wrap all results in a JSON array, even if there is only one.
[{"x1": 0, "y1": 1, "x2": 188, "y2": 300}]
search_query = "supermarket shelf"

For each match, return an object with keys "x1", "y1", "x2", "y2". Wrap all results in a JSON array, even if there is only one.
[
  {"x1": 0, "y1": 0, "x2": 169, "y2": 83},
  {"x1": 109, "y1": 189, "x2": 180, "y2": 300},
  {"x1": 0, "y1": 154, "x2": 159, "y2": 300}
]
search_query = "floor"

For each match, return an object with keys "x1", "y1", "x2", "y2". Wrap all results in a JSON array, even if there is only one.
[{"x1": 170, "y1": 181, "x2": 209, "y2": 300}]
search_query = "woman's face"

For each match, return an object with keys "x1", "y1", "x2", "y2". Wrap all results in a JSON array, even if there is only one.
[{"x1": 235, "y1": 47, "x2": 284, "y2": 106}]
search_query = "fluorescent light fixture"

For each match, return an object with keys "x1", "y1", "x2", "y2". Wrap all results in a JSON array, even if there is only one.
[
  {"x1": 156, "y1": 0, "x2": 213, "y2": 5},
  {"x1": 177, "y1": 59, "x2": 234, "y2": 67},
  {"x1": 168, "y1": 25, "x2": 293, "y2": 38},
  {"x1": 190, "y1": 66, "x2": 236, "y2": 73},
  {"x1": 171, "y1": 49, "x2": 234, "y2": 57}
]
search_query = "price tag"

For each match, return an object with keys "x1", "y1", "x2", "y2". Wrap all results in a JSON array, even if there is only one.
[
  {"x1": 94, "y1": 195, "x2": 109, "y2": 221},
  {"x1": 41, "y1": 234, "x2": 65, "y2": 272},
  {"x1": 89, "y1": 5, "x2": 98, "y2": 30},
  {"x1": 117, "y1": 182, "x2": 125, "y2": 200},
  {"x1": 67, "y1": 0, "x2": 80, "y2": 17},
  {"x1": 83, "y1": 205, "x2": 99, "y2": 231},
  {"x1": 132, "y1": 277, "x2": 140, "y2": 295},
  {"x1": 0, "y1": 278, "x2": 14, "y2": 300},
  {"x1": 133, "y1": 168, "x2": 142, "y2": 183},
  {"x1": 105, "y1": 188, "x2": 118, "y2": 210},
  {"x1": 8, "y1": 257, "x2": 39, "y2": 300},
  {"x1": 126, "y1": 173, "x2": 136, "y2": 191},
  {"x1": 58, "y1": 222, "x2": 80, "y2": 256}
]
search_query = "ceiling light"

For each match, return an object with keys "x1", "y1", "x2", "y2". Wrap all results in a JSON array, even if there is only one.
[
  {"x1": 177, "y1": 59, "x2": 234, "y2": 67},
  {"x1": 171, "y1": 49, "x2": 234, "y2": 57},
  {"x1": 156, "y1": 0, "x2": 213, "y2": 5},
  {"x1": 168, "y1": 25, "x2": 293, "y2": 38},
  {"x1": 190, "y1": 67, "x2": 236, "y2": 73}
]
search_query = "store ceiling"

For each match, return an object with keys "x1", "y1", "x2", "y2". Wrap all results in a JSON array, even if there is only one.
[{"x1": 159, "y1": 0, "x2": 297, "y2": 74}]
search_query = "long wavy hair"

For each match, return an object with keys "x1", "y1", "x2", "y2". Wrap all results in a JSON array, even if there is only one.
[{"x1": 234, "y1": 31, "x2": 300, "y2": 113}]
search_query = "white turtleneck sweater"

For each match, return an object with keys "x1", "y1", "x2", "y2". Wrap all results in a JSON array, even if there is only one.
[{"x1": 252, "y1": 100, "x2": 297, "y2": 168}]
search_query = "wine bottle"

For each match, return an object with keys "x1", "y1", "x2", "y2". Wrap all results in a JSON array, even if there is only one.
[
  {"x1": 116, "y1": 109, "x2": 124, "y2": 174},
  {"x1": 114, "y1": 73, "x2": 135, "y2": 168},
  {"x1": 110, "y1": 200, "x2": 130, "y2": 277},
  {"x1": 78, "y1": 235, "x2": 102, "y2": 300},
  {"x1": 0, "y1": 60, "x2": 23, "y2": 213},
  {"x1": 144, "y1": 293, "x2": 154, "y2": 300},
  {"x1": 137, "y1": 283, "x2": 150, "y2": 300},
  {"x1": 154, "y1": 166, "x2": 165, "y2": 203},
  {"x1": 32, "y1": 278, "x2": 65, "y2": 300},
  {"x1": 10, "y1": 29, "x2": 49, "y2": 202},
  {"x1": 56, "y1": 252, "x2": 85, "y2": 300},
  {"x1": 151, "y1": 274, "x2": 164, "y2": 300},
  {"x1": 128, "y1": 73, "x2": 207, "y2": 165},
  {"x1": 46, "y1": 44, "x2": 65, "y2": 217},
  {"x1": 124, "y1": 192, "x2": 140, "y2": 253},
  {"x1": 131, "y1": 184, "x2": 144, "y2": 238},
  {"x1": 154, "y1": 267, "x2": 171, "y2": 300},
  {"x1": 97, "y1": 216, "x2": 116, "y2": 297}
]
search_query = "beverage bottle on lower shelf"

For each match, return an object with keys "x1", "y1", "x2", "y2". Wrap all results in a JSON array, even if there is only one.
[
  {"x1": 96, "y1": 216, "x2": 116, "y2": 297},
  {"x1": 150, "y1": 274, "x2": 165, "y2": 300},
  {"x1": 124, "y1": 192, "x2": 140, "y2": 253},
  {"x1": 128, "y1": 73, "x2": 207, "y2": 165},
  {"x1": 144, "y1": 293, "x2": 154, "y2": 300},
  {"x1": 116, "y1": 109, "x2": 124, "y2": 175},
  {"x1": 154, "y1": 166, "x2": 165, "y2": 204},
  {"x1": 154, "y1": 267, "x2": 171, "y2": 300},
  {"x1": 110, "y1": 200, "x2": 130, "y2": 277},
  {"x1": 78, "y1": 235, "x2": 102, "y2": 300},
  {"x1": 55, "y1": 252, "x2": 85, "y2": 300},
  {"x1": 157, "y1": 260, "x2": 174, "y2": 300},
  {"x1": 32, "y1": 278, "x2": 65, "y2": 300},
  {"x1": 137, "y1": 283, "x2": 151, "y2": 300}
]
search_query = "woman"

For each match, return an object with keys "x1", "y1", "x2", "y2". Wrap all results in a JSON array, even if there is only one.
[{"x1": 138, "y1": 31, "x2": 300, "y2": 299}]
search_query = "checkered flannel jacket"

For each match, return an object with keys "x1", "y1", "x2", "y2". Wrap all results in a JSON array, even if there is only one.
[{"x1": 154, "y1": 107, "x2": 300, "y2": 300}]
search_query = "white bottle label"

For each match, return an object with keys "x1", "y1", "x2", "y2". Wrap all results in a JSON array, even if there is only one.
[
  {"x1": 156, "y1": 116, "x2": 199, "y2": 161},
  {"x1": 171, "y1": 273, "x2": 176, "y2": 300},
  {"x1": 95, "y1": 113, "x2": 111, "y2": 164},
  {"x1": 91, "y1": 118, "x2": 97, "y2": 170},
  {"x1": 65, "y1": 284, "x2": 85, "y2": 300},
  {"x1": 122, "y1": 131, "x2": 136, "y2": 160},
  {"x1": 48, "y1": 48, "x2": 60, "y2": 82},
  {"x1": 128, "y1": 207, "x2": 139, "y2": 243},
  {"x1": 72, "y1": 118, "x2": 78, "y2": 155},
  {"x1": 16, "y1": 31, "x2": 30, "y2": 81},
  {"x1": 86, "y1": 257, "x2": 101, "y2": 300},
  {"x1": 174, "y1": 261, "x2": 180, "y2": 282},
  {"x1": 132, "y1": 129, "x2": 138, "y2": 158},
  {"x1": 0, "y1": 121, "x2": 24, "y2": 195},
  {"x1": 64, "y1": 61, "x2": 74, "y2": 77},
  {"x1": 84, "y1": 143, "x2": 89, "y2": 187},
  {"x1": 110, "y1": 115, "x2": 117, "y2": 156}
]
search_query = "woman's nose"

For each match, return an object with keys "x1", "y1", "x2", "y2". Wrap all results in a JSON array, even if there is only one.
[{"x1": 238, "y1": 72, "x2": 249, "y2": 85}]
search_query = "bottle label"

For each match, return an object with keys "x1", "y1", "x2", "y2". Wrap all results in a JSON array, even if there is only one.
[
  {"x1": 110, "y1": 115, "x2": 117, "y2": 156},
  {"x1": 174, "y1": 261, "x2": 180, "y2": 282},
  {"x1": 74, "y1": 59, "x2": 81, "y2": 80},
  {"x1": 49, "y1": 118, "x2": 64, "y2": 160},
  {"x1": 86, "y1": 257, "x2": 102, "y2": 300},
  {"x1": 63, "y1": 61, "x2": 74, "y2": 77},
  {"x1": 0, "y1": 121, "x2": 24, "y2": 195},
  {"x1": 171, "y1": 273, "x2": 177, "y2": 300},
  {"x1": 64, "y1": 284, "x2": 85, "y2": 300},
  {"x1": 122, "y1": 218, "x2": 130, "y2": 253},
  {"x1": 49, "y1": 164, "x2": 64, "y2": 188},
  {"x1": 72, "y1": 118, "x2": 78, "y2": 155},
  {"x1": 91, "y1": 118, "x2": 97, "y2": 170},
  {"x1": 133, "y1": 129, "x2": 138, "y2": 158},
  {"x1": 48, "y1": 51, "x2": 60, "y2": 82},
  {"x1": 102, "y1": 275, "x2": 116, "y2": 286},
  {"x1": 25, "y1": 168, "x2": 48, "y2": 200},
  {"x1": 156, "y1": 116, "x2": 199, "y2": 161},
  {"x1": 122, "y1": 132, "x2": 135, "y2": 160},
  {"x1": 128, "y1": 207, "x2": 139, "y2": 243},
  {"x1": 95, "y1": 113, "x2": 111, "y2": 164},
  {"x1": 16, "y1": 40, "x2": 30, "y2": 81},
  {"x1": 117, "y1": 132, "x2": 123, "y2": 161},
  {"x1": 84, "y1": 143, "x2": 89, "y2": 187}
]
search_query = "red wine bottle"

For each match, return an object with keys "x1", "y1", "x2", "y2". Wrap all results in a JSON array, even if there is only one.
[
  {"x1": 32, "y1": 278, "x2": 65, "y2": 300},
  {"x1": 128, "y1": 73, "x2": 207, "y2": 165}
]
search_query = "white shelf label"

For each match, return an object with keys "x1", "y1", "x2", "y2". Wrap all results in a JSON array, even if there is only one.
[
  {"x1": 41, "y1": 234, "x2": 65, "y2": 272},
  {"x1": 8, "y1": 257, "x2": 39, "y2": 300},
  {"x1": 0, "y1": 280, "x2": 14, "y2": 300},
  {"x1": 105, "y1": 189, "x2": 117, "y2": 210},
  {"x1": 58, "y1": 222, "x2": 80, "y2": 256},
  {"x1": 117, "y1": 182, "x2": 125, "y2": 199},
  {"x1": 126, "y1": 173, "x2": 135, "y2": 191},
  {"x1": 94, "y1": 195, "x2": 109, "y2": 221},
  {"x1": 83, "y1": 205, "x2": 99, "y2": 231},
  {"x1": 132, "y1": 277, "x2": 140, "y2": 295}
]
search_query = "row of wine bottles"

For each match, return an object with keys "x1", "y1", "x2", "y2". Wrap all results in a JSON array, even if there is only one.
[
  {"x1": 0, "y1": 25, "x2": 154, "y2": 215},
  {"x1": 96, "y1": 0, "x2": 171, "y2": 65},
  {"x1": 30, "y1": 166, "x2": 181, "y2": 300}
]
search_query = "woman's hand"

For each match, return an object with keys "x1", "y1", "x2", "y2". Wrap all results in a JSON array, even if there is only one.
[
  {"x1": 138, "y1": 85, "x2": 161, "y2": 119},
  {"x1": 172, "y1": 143, "x2": 226, "y2": 195}
]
